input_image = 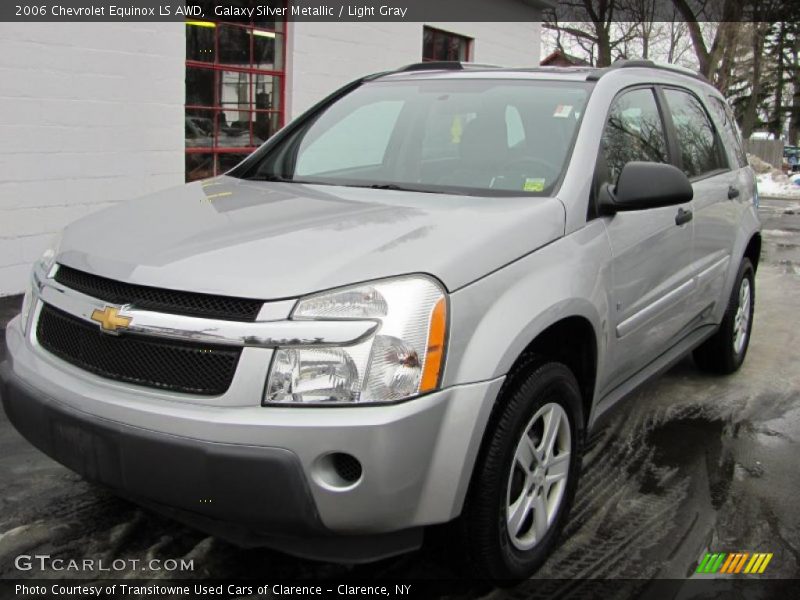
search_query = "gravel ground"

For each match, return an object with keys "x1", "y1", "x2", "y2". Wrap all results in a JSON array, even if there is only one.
[{"x1": 0, "y1": 199, "x2": 798, "y2": 593}]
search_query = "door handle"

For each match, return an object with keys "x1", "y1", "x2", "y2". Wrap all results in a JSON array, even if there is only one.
[
  {"x1": 728, "y1": 186, "x2": 740, "y2": 199},
  {"x1": 675, "y1": 207, "x2": 693, "y2": 226}
]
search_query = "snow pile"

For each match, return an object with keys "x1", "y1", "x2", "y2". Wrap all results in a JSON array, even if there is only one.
[
  {"x1": 757, "y1": 171, "x2": 800, "y2": 199},
  {"x1": 747, "y1": 153, "x2": 774, "y2": 174},
  {"x1": 747, "y1": 153, "x2": 800, "y2": 198}
]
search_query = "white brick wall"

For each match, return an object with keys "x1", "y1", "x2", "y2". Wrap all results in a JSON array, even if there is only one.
[
  {"x1": 287, "y1": 13, "x2": 542, "y2": 118},
  {"x1": 0, "y1": 23, "x2": 185, "y2": 296}
]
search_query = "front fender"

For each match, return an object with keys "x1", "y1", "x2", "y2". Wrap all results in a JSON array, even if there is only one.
[{"x1": 443, "y1": 221, "x2": 612, "y2": 403}]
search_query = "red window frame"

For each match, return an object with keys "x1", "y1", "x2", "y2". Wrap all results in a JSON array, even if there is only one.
[
  {"x1": 185, "y1": 17, "x2": 288, "y2": 181},
  {"x1": 422, "y1": 26, "x2": 473, "y2": 62}
]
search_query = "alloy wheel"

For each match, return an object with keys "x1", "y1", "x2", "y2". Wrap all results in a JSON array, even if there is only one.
[
  {"x1": 733, "y1": 277, "x2": 751, "y2": 355},
  {"x1": 505, "y1": 402, "x2": 572, "y2": 551}
]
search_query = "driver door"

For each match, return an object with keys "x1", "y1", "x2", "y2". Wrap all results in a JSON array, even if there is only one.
[{"x1": 597, "y1": 87, "x2": 696, "y2": 394}]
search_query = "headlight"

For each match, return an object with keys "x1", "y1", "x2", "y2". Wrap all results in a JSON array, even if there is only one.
[
  {"x1": 21, "y1": 232, "x2": 62, "y2": 334},
  {"x1": 19, "y1": 288, "x2": 34, "y2": 335},
  {"x1": 265, "y1": 275, "x2": 447, "y2": 405},
  {"x1": 37, "y1": 231, "x2": 62, "y2": 275}
]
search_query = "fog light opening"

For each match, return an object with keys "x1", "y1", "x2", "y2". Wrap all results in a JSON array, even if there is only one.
[
  {"x1": 332, "y1": 452, "x2": 363, "y2": 483},
  {"x1": 313, "y1": 453, "x2": 363, "y2": 490}
]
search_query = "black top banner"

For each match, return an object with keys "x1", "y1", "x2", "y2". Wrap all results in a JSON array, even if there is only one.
[{"x1": 0, "y1": 0, "x2": 796, "y2": 23}]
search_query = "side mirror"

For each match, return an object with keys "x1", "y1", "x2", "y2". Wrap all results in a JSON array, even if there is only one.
[{"x1": 599, "y1": 161, "x2": 693, "y2": 214}]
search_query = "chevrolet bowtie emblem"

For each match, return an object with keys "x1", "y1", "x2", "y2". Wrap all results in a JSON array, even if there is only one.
[{"x1": 91, "y1": 306, "x2": 132, "y2": 333}]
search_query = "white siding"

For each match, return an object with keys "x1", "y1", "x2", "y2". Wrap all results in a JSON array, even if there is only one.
[
  {"x1": 0, "y1": 23, "x2": 185, "y2": 296},
  {"x1": 287, "y1": 17, "x2": 541, "y2": 118}
]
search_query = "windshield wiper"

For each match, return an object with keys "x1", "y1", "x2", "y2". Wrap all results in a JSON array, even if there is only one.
[
  {"x1": 345, "y1": 183, "x2": 448, "y2": 194},
  {"x1": 246, "y1": 174, "x2": 303, "y2": 183},
  {"x1": 246, "y1": 177, "x2": 448, "y2": 195}
]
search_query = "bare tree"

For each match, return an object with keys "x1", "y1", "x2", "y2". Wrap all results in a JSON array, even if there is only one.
[
  {"x1": 620, "y1": 0, "x2": 659, "y2": 59},
  {"x1": 671, "y1": 0, "x2": 743, "y2": 84},
  {"x1": 665, "y1": 21, "x2": 696, "y2": 67},
  {"x1": 543, "y1": 1, "x2": 638, "y2": 67},
  {"x1": 543, "y1": 0, "x2": 706, "y2": 70},
  {"x1": 539, "y1": 0, "x2": 796, "y2": 141},
  {"x1": 739, "y1": 23, "x2": 772, "y2": 137}
]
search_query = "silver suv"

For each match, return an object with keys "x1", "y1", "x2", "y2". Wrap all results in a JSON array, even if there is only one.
[{"x1": 1, "y1": 60, "x2": 760, "y2": 579}]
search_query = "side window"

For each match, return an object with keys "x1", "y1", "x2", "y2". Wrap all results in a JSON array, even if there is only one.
[
  {"x1": 663, "y1": 89, "x2": 727, "y2": 178},
  {"x1": 296, "y1": 100, "x2": 404, "y2": 176},
  {"x1": 601, "y1": 88, "x2": 668, "y2": 184},
  {"x1": 709, "y1": 96, "x2": 747, "y2": 168}
]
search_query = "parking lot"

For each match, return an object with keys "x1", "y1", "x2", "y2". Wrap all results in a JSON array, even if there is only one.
[{"x1": 0, "y1": 198, "x2": 798, "y2": 592}]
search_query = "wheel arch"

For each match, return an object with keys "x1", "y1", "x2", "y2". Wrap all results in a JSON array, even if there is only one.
[
  {"x1": 499, "y1": 314, "x2": 599, "y2": 429},
  {"x1": 744, "y1": 232, "x2": 762, "y2": 272}
]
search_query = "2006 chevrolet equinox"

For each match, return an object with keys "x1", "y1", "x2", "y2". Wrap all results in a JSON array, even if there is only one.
[{"x1": 1, "y1": 60, "x2": 761, "y2": 579}]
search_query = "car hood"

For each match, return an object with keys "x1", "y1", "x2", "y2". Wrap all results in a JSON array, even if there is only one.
[{"x1": 57, "y1": 177, "x2": 565, "y2": 299}]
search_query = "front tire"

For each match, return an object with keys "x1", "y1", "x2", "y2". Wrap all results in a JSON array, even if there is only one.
[
  {"x1": 693, "y1": 258, "x2": 755, "y2": 374},
  {"x1": 460, "y1": 360, "x2": 584, "y2": 581}
]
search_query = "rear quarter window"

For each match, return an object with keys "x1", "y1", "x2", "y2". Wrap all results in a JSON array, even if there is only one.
[
  {"x1": 708, "y1": 95, "x2": 748, "y2": 169},
  {"x1": 663, "y1": 88, "x2": 728, "y2": 179}
]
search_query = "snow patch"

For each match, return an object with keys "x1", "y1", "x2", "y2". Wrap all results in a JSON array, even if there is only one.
[{"x1": 757, "y1": 173, "x2": 800, "y2": 199}]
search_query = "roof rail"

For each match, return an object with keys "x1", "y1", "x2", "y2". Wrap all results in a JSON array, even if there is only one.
[
  {"x1": 398, "y1": 61, "x2": 501, "y2": 72},
  {"x1": 587, "y1": 59, "x2": 710, "y2": 84}
]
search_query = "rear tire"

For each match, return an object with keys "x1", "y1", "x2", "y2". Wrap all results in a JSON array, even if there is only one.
[
  {"x1": 459, "y1": 360, "x2": 584, "y2": 581},
  {"x1": 693, "y1": 258, "x2": 755, "y2": 374}
]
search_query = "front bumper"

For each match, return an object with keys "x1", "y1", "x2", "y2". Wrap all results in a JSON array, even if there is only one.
[{"x1": 1, "y1": 315, "x2": 503, "y2": 561}]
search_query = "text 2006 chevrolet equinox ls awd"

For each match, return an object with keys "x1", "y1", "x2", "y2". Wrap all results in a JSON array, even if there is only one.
[{"x1": 1, "y1": 60, "x2": 760, "y2": 579}]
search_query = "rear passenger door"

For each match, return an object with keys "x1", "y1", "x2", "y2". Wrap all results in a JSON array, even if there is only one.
[
  {"x1": 599, "y1": 87, "x2": 696, "y2": 392},
  {"x1": 660, "y1": 88, "x2": 738, "y2": 321}
]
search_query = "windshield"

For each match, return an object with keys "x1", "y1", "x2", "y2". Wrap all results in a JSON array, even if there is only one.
[{"x1": 244, "y1": 78, "x2": 591, "y2": 196}]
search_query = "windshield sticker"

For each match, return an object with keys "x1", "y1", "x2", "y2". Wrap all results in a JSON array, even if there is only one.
[
  {"x1": 523, "y1": 178, "x2": 546, "y2": 192},
  {"x1": 553, "y1": 105, "x2": 573, "y2": 118}
]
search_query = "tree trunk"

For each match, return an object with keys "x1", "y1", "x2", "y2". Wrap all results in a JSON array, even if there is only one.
[
  {"x1": 672, "y1": 0, "x2": 712, "y2": 73},
  {"x1": 596, "y1": 27, "x2": 612, "y2": 67},
  {"x1": 770, "y1": 22, "x2": 786, "y2": 139},
  {"x1": 789, "y1": 67, "x2": 800, "y2": 145},
  {"x1": 789, "y1": 27, "x2": 800, "y2": 144},
  {"x1": 715, "y1": 22, "x2": 743, "y2": 95},
  {"x1": 789, "y1": 100, "x2": 800, "y2": 146},
  {"x1": 672, "y1": 0, "x2": 742, "y2": 88},
  {"x1": 667, "y1": 21, "x2": 681, "y2": 64},
  {"x1": 741, "y1": 25, "x2": 767, "y2": 138}
]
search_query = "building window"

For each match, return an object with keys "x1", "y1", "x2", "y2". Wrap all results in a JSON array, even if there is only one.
[
  {"x1": 185, "y1": 5, "x2": 286, "y2": 182},
  {"x1": 422, "y1": 27, "x2": 472, "y2": 62}
]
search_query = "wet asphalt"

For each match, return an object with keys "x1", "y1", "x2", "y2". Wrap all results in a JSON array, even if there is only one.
[{"x1": 0, "y1": 198, "x2": 798, "y2": 592}]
